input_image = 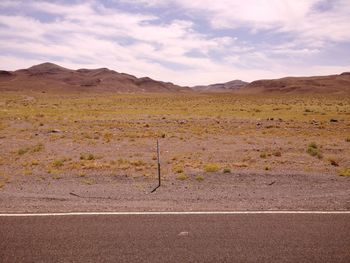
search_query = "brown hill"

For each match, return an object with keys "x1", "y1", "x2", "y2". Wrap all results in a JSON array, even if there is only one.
[
  {"x1": 191, "y1": 80, "x2": 248, "y2": 92},
  {"x1": 0, "y1": 63, "x2": 189, "y2": 93},
  {"x1": 240, "y1": 73, "x2": 350, "y2": 94}
]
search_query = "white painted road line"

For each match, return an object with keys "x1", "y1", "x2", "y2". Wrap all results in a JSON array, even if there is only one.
[{"x1": 0, "y1": 211, "x2": 350, "y2": 217}]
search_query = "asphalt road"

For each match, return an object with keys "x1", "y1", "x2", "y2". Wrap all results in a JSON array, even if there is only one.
[{"x1": 0, "y1": 213, "x2": 349, "y2": 263}]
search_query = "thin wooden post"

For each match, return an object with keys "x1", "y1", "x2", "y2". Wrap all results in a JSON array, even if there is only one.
[
  {"x1": 157, "y1": 139, "x2": 161, "y2": 186},
  {"x1": 151, "y1": 139, "x2": 161, "y2": 193}
]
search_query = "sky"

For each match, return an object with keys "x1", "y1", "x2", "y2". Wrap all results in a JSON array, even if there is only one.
[{"x1": 0, "y1": 0, "x2": 350, "y2": 86}]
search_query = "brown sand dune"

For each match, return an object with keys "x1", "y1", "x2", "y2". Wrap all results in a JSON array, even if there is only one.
[{"x1": 0, "y1": 62, "x2": 190, "y2": 93}]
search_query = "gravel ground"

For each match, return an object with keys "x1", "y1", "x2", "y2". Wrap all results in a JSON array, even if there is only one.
[{"x1": 1, "y1": 171, "x2": 349, "y2": 213}]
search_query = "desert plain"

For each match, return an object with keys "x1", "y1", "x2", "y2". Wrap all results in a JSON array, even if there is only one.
[{"x1": 0, "y1": 90, "x2": 349, "y2": 212}]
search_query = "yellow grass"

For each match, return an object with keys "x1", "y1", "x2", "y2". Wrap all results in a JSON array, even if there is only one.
[{"x1": 0, "y1": 92, "x2": 349, "y2": 179}]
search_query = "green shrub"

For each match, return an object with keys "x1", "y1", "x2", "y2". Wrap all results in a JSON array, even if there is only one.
[
  {"x1": 307, "y1": 142, "x2": 323, "y2": 159},
  {"x1": 223, "y1": 168, "x2": 231, "y2": 173}
]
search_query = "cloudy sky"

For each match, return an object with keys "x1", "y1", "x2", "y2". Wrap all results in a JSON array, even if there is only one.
[{"x1": 0, "y1": 0, "x2": 349, "y2": 85}]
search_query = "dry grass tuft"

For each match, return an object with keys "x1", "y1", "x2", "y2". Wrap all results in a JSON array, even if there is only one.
[
  {"x1": 307, "y1": 142, "x2": 323, "y2": 159},
  {"x1": 195, "y1": 175, "x2": 204, "y2": 182},
  {"x1": 204, "y1": 163, "x2": 220, "y2": 173},
  {"x1": 338, "y1": 168, "x2": 350, "y2": 177},
  {"x1": 176, "y1": 173, "x2": 189, "y2": 181}
]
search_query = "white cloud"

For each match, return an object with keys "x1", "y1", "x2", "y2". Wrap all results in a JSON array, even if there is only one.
[
  {"x1": 126, "y1": 0, "x2": 350, "y2": 43},
  {"x1": 0, "y1": 0, "x2": 349, "y2": 85}
]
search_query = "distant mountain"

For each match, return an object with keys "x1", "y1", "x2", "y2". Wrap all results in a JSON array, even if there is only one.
[
  {"x1": 0, "y1": 63, "x2": 190, "y2": 93},
  {"x1": 192, "y1": 80, "x2": 248, "y2": 92},
  {"x1": 240, "y1": 73, "x2": 350, "y2": 94},
  {"x1": 1, "y1": 63, "x2": 349, "y2": 94}
]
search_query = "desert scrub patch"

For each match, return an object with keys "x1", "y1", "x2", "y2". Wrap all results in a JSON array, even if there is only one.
[
  {"x1": 346, "y1": 137, "x2": 350, "y2": 142},
  {"x1": 195, "y1": 175, "x2": 204, "y2": 182},
  {"x1": 80, "y1": 153, "x2": 95, "y2": 161},
  {"x1": 32, "y1": 143, "x2": 44, "y2": 152},
  {"x1": 17, "y1": 147, "x2": 30, "y2": 155},
  {"x1": 51, "y1": 158, "x2": 69, "y2": 168},
  {"x1": 260, "y1": 152, "x2": 267, "y2": 159},
  {"x1": 338, "y1": 168, "x2": 350, "y2": 177},
  {"x1": 76, "y1": 172, "x2": 86, "y2": 178},
  {"x1": 176, "y1": 173, "x2": 189, "y2": 181},
  {"x1": 307, "y1": 142, "x2": 323, "y2": 159},
  {"x1": 130, "y1": 160, "x2": 146, "y2": 167},
  {"x1": 17, "y1": 143, "x2": 44, "y2": 155},
  {"x1": 116, "y1": 159, "x2": 131, "y2": 170},
  {"x1": 223, "y1": 168, "x2": 231, "y2": 173},
  {"x1": 52, "y1": 159, "x2": 64, "y2": 168},
  {"x1": 173, "y1": 165, "x2": 184, "y2": 174},
  {"x1": 203, "y1": 163, "x2": 220, "y2": 173}
]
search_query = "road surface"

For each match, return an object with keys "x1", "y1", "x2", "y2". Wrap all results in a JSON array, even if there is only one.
[{"x1": 1, "y1": 212, "x2": 349, "y2": 262}]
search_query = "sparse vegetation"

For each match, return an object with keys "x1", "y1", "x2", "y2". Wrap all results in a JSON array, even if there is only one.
[
  {"x1": 223, "y1": 168, "x2": 231, "y2": 173},
  {"x1": 32, "y1": 143, "x2": 44, "y2": 152},
  {"x1": 260, "y1": 152, "x2": 267, "y2": 159},
  {"x1": 173, "y1": 165, "x2": 184, "y2": 174},
  {"x1": 195, "y1": 175, "x2": 204, "y2": 182},
  {"x1": 17, "y1": 143, "x2": 44, "y2": 155},
  {"x1": 52, "y1": 159, "x2": 65, "y2": 168},
  {"x1": 176, "y1": 173, "x2": 189, "y2": 181},
  {"x1": 76, "y1": 172, "x2": 86, "y2": 178},
  {"x1": 17, "y1": 147, "x2": 30, "y2": 155},
  {"x1": 1, "y1": 92, "x2": 349, "y2": 182},
  {"x1": 204, "y1": 163, "x2": 220, "y2": 172},
  {"x1": 80, "y1": 153, "x2": 95, "y2": 161},
  {"x1": 338, "y1": 168, "x2": 350, "y2": 177},
  {"x1": 307, "y1": 142, "x2": 323, "y2": 159}
]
